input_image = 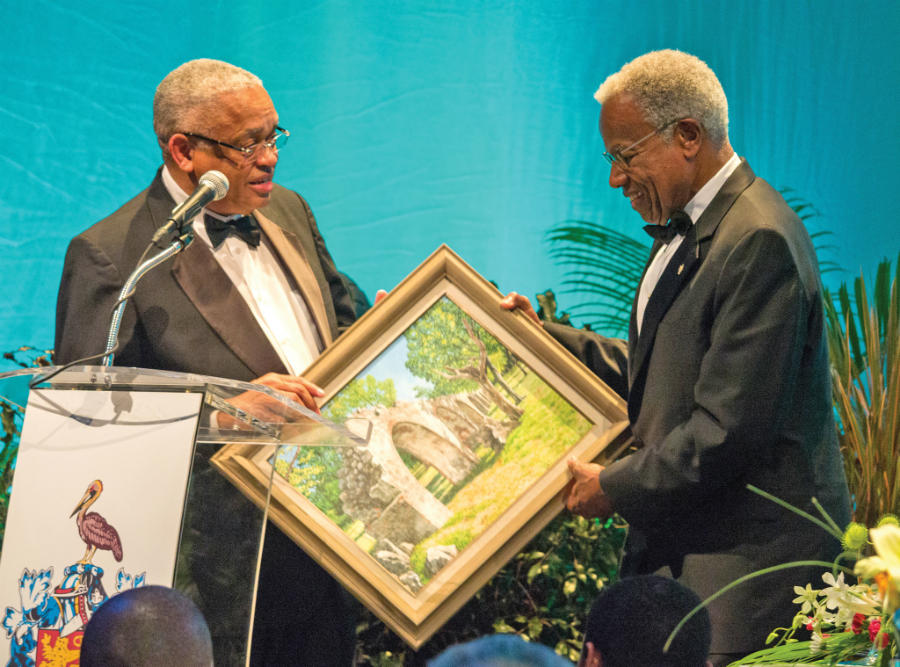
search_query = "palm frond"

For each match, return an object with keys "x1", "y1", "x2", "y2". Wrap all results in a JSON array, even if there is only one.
[
  {"x1": 824, "y1": 252, "x2": 900, "y2": 524},
  {"x1": 777, "y1": 188, "x2": 842, "y2": 275},
  {"x1": 544, "y1": 220, "x2": 650, "y2": 335}
]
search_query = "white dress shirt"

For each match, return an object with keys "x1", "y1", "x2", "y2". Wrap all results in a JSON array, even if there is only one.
[
  {"x1": 635, "y1": 152, "x2": 741, "y2": 334},
  {"x1": 161, "y1": 166, "x2": 323, "y2": 374}
]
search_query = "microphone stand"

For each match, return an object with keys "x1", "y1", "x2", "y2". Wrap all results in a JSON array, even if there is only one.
[{"x1": 103, "y1": 229, "x2": 194, "y2": 366}]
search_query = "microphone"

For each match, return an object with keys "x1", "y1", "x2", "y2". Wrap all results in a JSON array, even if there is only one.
[{"x1": 151, "y1": 170, "x2": 229, "y2": 245}]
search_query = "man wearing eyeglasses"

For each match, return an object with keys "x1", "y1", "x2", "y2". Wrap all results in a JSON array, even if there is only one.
[
  {"x1": 55, "y1": 59, "x2": 358, "y2": 665},
  {"x1": 503, "y1": 50, "x2": 849, "y2": 665}
]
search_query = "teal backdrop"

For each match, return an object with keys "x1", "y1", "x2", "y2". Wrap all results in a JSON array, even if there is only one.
[{"x1": 1, "y1": 0, "x2": 898, "y2": 353}]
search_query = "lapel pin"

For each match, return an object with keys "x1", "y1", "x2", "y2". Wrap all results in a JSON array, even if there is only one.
[{"x1": 677, "y1": 264, "x2": 684, "y2": 275}]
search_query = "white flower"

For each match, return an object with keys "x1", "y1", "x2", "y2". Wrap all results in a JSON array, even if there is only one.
[
  {"x1": 792, "y1": 583, "x2": 820, "y2": 614},
  {"x1": 821, "y1": 571, "x2": 848, "y2": 610},
  {"x1": 838, "y1": 583, "x2": 881, "y2": 617}
]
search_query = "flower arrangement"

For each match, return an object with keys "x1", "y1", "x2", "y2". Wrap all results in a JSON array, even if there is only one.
[{"x1": 732, "y1": 517, "x2": 900, "y2": 666}]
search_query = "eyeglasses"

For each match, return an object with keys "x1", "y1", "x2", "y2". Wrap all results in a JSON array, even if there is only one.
[
  {"x1": 603, "y1": 119, "x2": 679, "y2": 168},
  {"x1": 184, "y1": 126, "x2": 290, "y2": 162}
]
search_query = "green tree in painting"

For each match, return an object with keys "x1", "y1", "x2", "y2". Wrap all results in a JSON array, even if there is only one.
[
  {"x1": 323, "y1": 374, "x2": 397, "y2": 422},
  {"x1": 274, "y1": 446, "x2": 345, "y2": 521},
  {"x1": 404, "y1": 298, "x2": 523, "y2": 419}
]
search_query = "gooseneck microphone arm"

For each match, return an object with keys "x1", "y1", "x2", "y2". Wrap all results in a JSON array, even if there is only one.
[{"x1": 102, "y1": 229, "x2": 194, "y2": 366}]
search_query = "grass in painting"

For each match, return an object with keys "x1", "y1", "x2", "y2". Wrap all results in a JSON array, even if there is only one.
[{"x1": 408, "y1": 372, "x2": 591, "y2": 585}]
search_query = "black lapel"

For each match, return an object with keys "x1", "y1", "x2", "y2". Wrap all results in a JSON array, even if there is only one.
[
  {"x1": 628, "y1": 242, "x2": 662, "y2": 385},
  {"x1": 625, "y1": 159, "x2": 757, "y2": 419},
  {"x1": 146, "y1": 171, "x2": 287, "y2": 377},
  {"x1": 627, "y1": 230, "x2": 701, "y2": 422}
]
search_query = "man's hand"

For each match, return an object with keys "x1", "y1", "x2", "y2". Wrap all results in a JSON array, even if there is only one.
[
  {"x1": 499, "y1": 291, "x2": 542, "y2": 326},
  {"x1": 564, "y1": 458, "x2": 614, "y2": 519},
  {"x1": 251, "y1": 372, "x2": 324, "y2": 414},
  {"x1": 216, "y1": 373, "x2": 324, "y2": 431}
]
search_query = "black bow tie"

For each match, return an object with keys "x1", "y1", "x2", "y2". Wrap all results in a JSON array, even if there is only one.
[
  {"x1": 204, "y1": 214, "x2": 261, "y2": 249},
  {"x1": 643, "y1": 210, "x2": 692, "y2": 243}
]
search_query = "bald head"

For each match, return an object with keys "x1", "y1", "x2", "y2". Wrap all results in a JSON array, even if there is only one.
[{"x1": 80, "y1": 586, "x2": 213, "y2": 667}]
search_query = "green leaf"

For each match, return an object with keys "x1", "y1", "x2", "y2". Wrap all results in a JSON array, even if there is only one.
[{"x1": 493, "y1": 620, "x2": 516, "y2": 634}]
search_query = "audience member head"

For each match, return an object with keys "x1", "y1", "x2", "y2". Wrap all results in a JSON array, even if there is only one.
[
  {"x1": 579, "y1": 575, "x2": 711, "y2": 667},
  {"x1": 80, "y1": 585, "x2": 213, "y2": 667},
  {"x1": 428, "y1": 633, "x2": 573, "y2": 667}
]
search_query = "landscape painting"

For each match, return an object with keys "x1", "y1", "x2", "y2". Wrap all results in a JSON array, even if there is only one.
[
  {"x1": 270, "y1": 296, "x2": 594, "y2": 595},
  {"x1": 211, "y1": 244, "x2": 629, "y2": 646}
]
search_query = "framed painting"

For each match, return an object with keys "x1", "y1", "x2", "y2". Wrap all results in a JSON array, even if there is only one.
[{"x1": 211, "y1": 245, "x2": 630, "y2": 648}]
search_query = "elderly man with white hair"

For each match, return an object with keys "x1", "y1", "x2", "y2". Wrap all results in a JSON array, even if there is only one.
[
  {"x1": 55, "y1": 59, "x2": 358, "y2": 666},
  {"x1": 503, "y1": 49, "x2": 850, "y2": 665}
]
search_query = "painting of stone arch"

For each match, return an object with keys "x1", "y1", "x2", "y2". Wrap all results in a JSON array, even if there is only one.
[{"x1": 272, "y1": 296, "x2": 593, "y2": 594}]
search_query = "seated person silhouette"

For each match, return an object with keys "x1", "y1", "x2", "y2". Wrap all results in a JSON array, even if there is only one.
[
  {"x1": 428, "y1": 632, "x2": 573, "y2": 666},
  {"x1": 80, "y1": 585, "x2": 212, "y2": 667},
  {"x1": 579, "y1": 575, "x2": 712, "y2": 667}
]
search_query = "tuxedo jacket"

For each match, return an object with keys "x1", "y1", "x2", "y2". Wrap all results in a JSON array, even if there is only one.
[
  {"x1": 55, "y1": 169, "x2": 356, "y2": 376},
  {"x1": 53, "y1": 170, "x2": 359, "y2": 664},
  {"x1": 546, "y1": 160, "x2": 850, "y2": 654}
]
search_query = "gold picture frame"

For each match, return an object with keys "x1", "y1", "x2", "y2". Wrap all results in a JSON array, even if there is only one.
[{"x1": 211, "y1": 245, "x2": 629, "y2": 648}]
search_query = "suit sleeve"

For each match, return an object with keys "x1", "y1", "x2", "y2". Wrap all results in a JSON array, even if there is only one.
[
  {"x1": 543, "y1": 322, "x2": 629, "y2": 399},
  {"x1": 54, "y1": 235, "x2": 137, "y2": 365},
  {"x1": 597, "y1": 228, "x2": 812, "y2": 527}
]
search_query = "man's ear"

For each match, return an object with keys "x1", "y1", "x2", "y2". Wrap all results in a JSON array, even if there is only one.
[
  {"x1": 578, "y1": 641, "x2": 602, "y2": 667},
  {"x1": 674, "y1": 118, "x2": 702, "y2": 159},
  {"x1": 167, "y1": 134, "x2": 195, "y2": 172}
]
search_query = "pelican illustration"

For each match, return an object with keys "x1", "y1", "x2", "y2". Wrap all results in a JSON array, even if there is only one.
[{"x1": 70, "y1": 480, "x2": 123, "y2": 564}]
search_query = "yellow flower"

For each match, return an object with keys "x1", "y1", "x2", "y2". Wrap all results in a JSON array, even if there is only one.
[{"x1": 854, "y1": 524, "x2": 900, "y2": 613}]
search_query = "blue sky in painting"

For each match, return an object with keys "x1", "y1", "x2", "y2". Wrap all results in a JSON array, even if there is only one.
[{"x1": 354, "y1": 333, "x2": 433, "y2": 402}]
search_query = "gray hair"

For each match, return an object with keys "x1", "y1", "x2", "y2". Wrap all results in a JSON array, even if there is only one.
[
  {"x1": 153, "y1": 58, "x2": 263, "y2": 155},
  {"x1": 594, "y1": 49, "x2": 729, "y2": 147}
]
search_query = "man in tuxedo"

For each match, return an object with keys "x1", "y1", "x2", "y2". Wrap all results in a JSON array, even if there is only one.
[
  {"x1": 503, "y1": 50, "x2": 849, "y2": 666},
  {"x1": 55, "y1": 59, "x2": 358, "y2": 665}
]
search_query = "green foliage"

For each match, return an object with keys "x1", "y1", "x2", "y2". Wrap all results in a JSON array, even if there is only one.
[
  {"x1": 323, "y1": 374, "x2": 397, "y2": 422},
  {"x1": 2, "y1": 345, "x2": 53, "y2": 370},
  {"x1": 354, "y1": 515, "x2": 627, "y2": 665},
  {"x1": 824, "y1": 253, "x2": 900, "y2": 525},
  {"x1": 534, "y1": 290, "x2": 572, "y2": 326},
  {"x1": 544, "y1": 220, "x2": 649, "y2": 337},
  {"x1": 404, "y1": 298, "x2": 505, "y2": 397},
  {"x1": 778, "y1": 187, "x2": 840, "y2": 276},
  {"x1": 273, "y1": 445, "x2": 345, "y2": 521},
  {"x1": 0, "y1": 401, "x2": 20, "y2": 549}
]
